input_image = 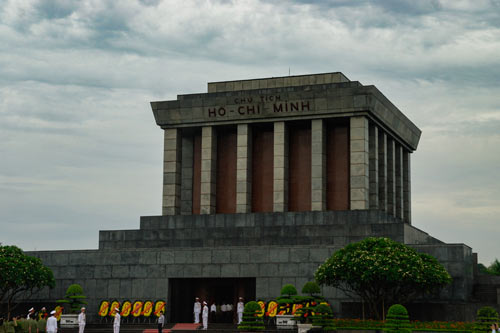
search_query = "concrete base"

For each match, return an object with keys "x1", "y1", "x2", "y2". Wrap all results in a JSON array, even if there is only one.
[{"x1": 25, "y1": 210, "x2": 494, "y2": 322}]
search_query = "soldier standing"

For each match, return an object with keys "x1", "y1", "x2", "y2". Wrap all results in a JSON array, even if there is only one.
[
  {"x1": 237, "y1": 297, "x2": 244, "y2": 324},
  {"x1": 26, "y1": 308, "x2": 35, "y2": 320},
  {"x1": 78, "y1": 308, "x2": 85, "y2": 333},
  {"x1": 193, "y1": 297, "x2": 201, "y2": 324},
  {"x1": 201, "y1": 302, "x2": 208, "y2": 330},
  {"x1": 46, "y1": 311, "x2": 57, "y2": 333},
  {"x1": 113, "y1": 308, "x2": 120, "y2": 333}
]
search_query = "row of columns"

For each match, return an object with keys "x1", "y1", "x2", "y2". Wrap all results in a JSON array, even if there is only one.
[{"x1": 161, "y1": 116, "x2": 411, "y2": 223}]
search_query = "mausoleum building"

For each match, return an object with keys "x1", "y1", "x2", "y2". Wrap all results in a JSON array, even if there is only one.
[{"x1": 26, "y1": 73, "x2": 499, "y2": 322}]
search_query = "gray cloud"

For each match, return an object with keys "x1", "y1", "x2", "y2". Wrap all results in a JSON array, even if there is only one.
[{"x1": 1, "y1": 0, "x2": 500, "y2": 265}]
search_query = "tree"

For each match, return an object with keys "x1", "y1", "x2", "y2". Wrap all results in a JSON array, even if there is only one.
[
  {"x1": 0, "y1": 245, "x2": 56, "y2": 320},
  {"x1": 489, "y1": 259, "x2": 500, "y2": 275},
  {"x1": 480, "y1": 259, "x2": 500, "y2": 275},
  {"x1": 314, "y1": 237, "x2": 452, "y2": 319},
  {"x1": 56, "y1": 284, "x2": 87, "y2": 313}
]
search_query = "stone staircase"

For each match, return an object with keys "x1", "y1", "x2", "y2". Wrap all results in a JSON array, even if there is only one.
[{"x1": 59, "y1": 323, "x2": 296, "y2": 333}]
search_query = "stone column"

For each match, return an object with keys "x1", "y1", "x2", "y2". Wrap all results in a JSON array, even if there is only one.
[
  {"x1": 200, "y1": 126, "x2": 217, "y2": 214},
  {"x1": 387, "y1": 138, "x2": 396, "y2": 216},
  {"x1": 311, "y1": 119, "x2": 326, "y2": 211},
  {"x1": 162, "y1": 128, "x2": 181, "y2": 215},
  {"x1": 395, "y1": 144, "x2": 404, "y2": 219},
  {"x1": 369, "y1": 123, "x2": 379, "y2": 209},
  {"x1": 236, "y1": 124, "x2": 252, "y2": 213},
  {"x1": 350, "y1": 116, "x2": 369, "y2": 210},
  {"x1": 378, "y1": 131, "x2": 387, "y2": 212},
  {"x1": 273, "y1": 122, "x2": 288, "y2": 212},
  {"x1": 403, "y1": 150, "x2": 412, "y2": 224},
  {"x1": 180, "y1": 134, "x2": 194, "y2": 215}
]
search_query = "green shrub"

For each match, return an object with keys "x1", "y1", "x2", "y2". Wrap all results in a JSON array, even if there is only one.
[
  {"x1": 237, "y1": 301, "x2": 265, "y2": 332},
  {"x1": 56, "y1": 284, "x2": 88, "y2": 313},
  {"x1": 384, "y1": 304, "x2": 411, "y2": 333},
  {"x1": 302, "y1": 281, "x2": 321, "y2": 296},
  {"x1": 280, "y1": 284, "x2": 298, "y2": 297},
  {"x1": 473, "y1": 306, "x2": 498, "y2": 333},
  {"x1": 293, "y1": 282, "x2": 326, "y2": 324},
  {"x1": 277, "y1": 284, "x2": 298, "y2": 310},
  {"x1": 312, "y1": 304, "x2": 335, "y2": 331}
]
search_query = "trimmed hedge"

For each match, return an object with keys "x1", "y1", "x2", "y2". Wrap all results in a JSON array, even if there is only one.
[
  {"x1": 384, "y1": 304, "x2": 411, "y2": 333},
  {"x1": 237, "y1": 301, "x2": 265, "y2": 332},
  {"x1": 472, "y1": 306, "x2": 498, "y2": 333},
  {"x1": 312, "y1": 304, "x2": 335, "y2": 331}
]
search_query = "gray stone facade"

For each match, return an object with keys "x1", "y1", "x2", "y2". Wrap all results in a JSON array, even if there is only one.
[
  {"x1": 29, "y1": 210, "x2": 479, "y2": 322},
  {"x1": 22, "y1": 73, "x2": 500, "y2": 323}
]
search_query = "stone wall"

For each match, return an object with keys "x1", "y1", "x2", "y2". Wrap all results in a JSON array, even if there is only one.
[{"x1": 26, "y1": 210, "x2": 478, "y2": 322}]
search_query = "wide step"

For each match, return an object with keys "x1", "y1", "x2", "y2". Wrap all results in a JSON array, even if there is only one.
[{"x1": 143, "y1": 323, "x2": 200, "y2": 333}]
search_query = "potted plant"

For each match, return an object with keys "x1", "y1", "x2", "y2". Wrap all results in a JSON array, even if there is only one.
[
  {"x1": 311, "y1": 304, "x2": 335, "y2": 332},
  {"x1": 276, "y1": 284, "x2": 298, "y2": 330},
  {"x1": 294, "y1": 281, "x2": 325, "y2": 333},
  {"x1": 473, "y1": 306, "x2": 499, "y2": 333},
  {"x1": 237, "y1": 301, "x2": 265, "y2": 332},
  {"x1": 56, "y1": 284, "x2": 87, "y2": 327},
  {"x1": 383, "y1": 304, "x2": 411, "y2": 333}
]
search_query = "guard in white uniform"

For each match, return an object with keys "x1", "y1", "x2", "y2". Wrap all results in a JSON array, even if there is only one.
[
  {"x1": 193, "y1": 297, "x2": 201, "y2": 324},
  {"x1": 210, "y1": 302, "x2": 216, "y2": 323},
  {"x1": 113, "y1": 308, "x2": 121, "y2": 333},
  {"x1": 78, "y1": 307, "x2": 86, "y2": 333},
  {"x1": 46, "y1": 311, "x2": 58, "y2": 333},
  {"x1": 27, "y1": 307, "x2": 35, "y2": 319},
  {"x1": 202, "y1": 301, "x2": 209, "y2": 330},
  {"x1": 237, "y1": 297, "x2": 245, "y2": 324}
]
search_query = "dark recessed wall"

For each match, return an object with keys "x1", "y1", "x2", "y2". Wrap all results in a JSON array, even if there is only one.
[
  {"x1": 288, "y1": 121, "x2": 311, "y2": 212},
  {"x1": 216, "y1": 127, "x2": 237, "y2": 213},
  {"x1": 252, "y1": 124, "x2": 274, "y2": 212},
  {"x1": 326, "y1": 120, "x2": 349, "y2": 210},
  {"x1": 192, "y1": 133, "x2": 201, "y2": 214}
]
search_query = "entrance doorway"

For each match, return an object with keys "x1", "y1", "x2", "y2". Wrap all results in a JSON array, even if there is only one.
[{"x1": 168, "y1": 278, "x2": 256, "y2": 323}]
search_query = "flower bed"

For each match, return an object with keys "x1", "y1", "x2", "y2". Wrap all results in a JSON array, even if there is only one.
[
  {"x1": 331, "y1": 319, "x2": 474, "y2": 332},
  {"x1": 332, "y1": 318, "x2": 385, "y2": 330},
  {"x1": 412, "y1": 320, "x2": 473, "y2": 332}
]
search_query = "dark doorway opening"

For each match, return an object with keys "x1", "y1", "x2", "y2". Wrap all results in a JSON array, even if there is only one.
[{"x1": 168, "y1": 278, "x2": 256, "y2": 323}]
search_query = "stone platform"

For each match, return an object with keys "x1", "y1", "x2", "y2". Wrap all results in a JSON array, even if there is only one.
[{"x1": 28, "y1": 210, "x2": 477, "y2": 322}]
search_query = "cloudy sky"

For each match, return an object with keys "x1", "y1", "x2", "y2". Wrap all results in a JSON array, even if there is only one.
[{"x1": 1, "y1": 0, "x2": 499, "y2": 265}]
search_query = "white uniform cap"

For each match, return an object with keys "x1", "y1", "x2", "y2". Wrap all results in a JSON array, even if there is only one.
[
  {"x1": 203, "y1": 301, "x2": 207, "y2": 304},
  {"x1": 29, "y1": 308, "x2": 34, "y2": 312},
  {"x1": 81, "y1": 307, "x2": 86, "y2": 310},
  {"x1": 50, "y1": 310, "x2": 56, "y2": 315}
]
